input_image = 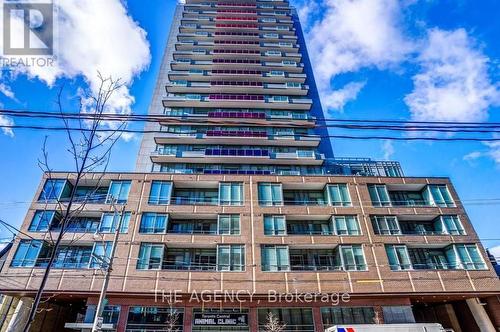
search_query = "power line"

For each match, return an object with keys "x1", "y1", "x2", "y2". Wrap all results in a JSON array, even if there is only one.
[
  {"x1": 2, "y1": 108, "x2": 500, "y2": 127},
  {"x1": 2, "y1": 109, "x2": 500, "y2": 133},
  {"x1": 2, "y1": 124, "x2": 500, "y2": 142}
]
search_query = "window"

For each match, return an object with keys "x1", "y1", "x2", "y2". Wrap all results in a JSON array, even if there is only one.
[
  {"x1": 261, "y1": 245, "x2": 289, "y2": 271},
  {"x1": 338, "y1": 245, "x2": 366, "y2": 271},
  {"x1": 333, "y1": 216, "x2": 360, "y2": 235},
  {"x1": 219, "y1": 182, "x2": 243, "y2": 205},
  {"x1": 106, "y1": 181, "x2": 131, "y2": 204},
  {"x1": 50, "y1": 246, "x2": 93, "y2": 269},
  {"x1": 372, "y1": 216, "x2": 401, "y2": 235},
  {"x1": 382, "y1": 306, "x2": 415, "y2": 324},
  {"x1": 218, "y1": 214, "x2": 240, "y2": 235},
  {"x1": 127, "y1": 307, "x2": 184, "y2": 332},
  {"x1": 265, "y1": 50, "x2": 282, "y2": 56},
  {"x1": 269, "y1": 70, "x2": 284, "y2": 76},
  {"x1": 217, "y1": 245, "x2": 245, "y2": 271},
  {"x1": 271, "y1": 96, "x2": 289, "y2": 102},
  {"x1": 427, "y1": 185, "x2": 454, "y2": 207},
  {"x1": 321, "y1": 307, "x2": 375, "y2": 326},
  {"x1": 140, "y1": 213, "x2": 168, "y2": 234},
  {"x1": 91, "y1": 242, "x2": 112, "y2": 269},
  {"x1": 11, "y1": 240, "x2": 43, "y2": 267},
  {"x1": 446, "y1": 244, "x2": 486, "y2": 270},
  {"x1": 264, "y1": 215, "x2": 286, "y2": 235},
  {"x1": 29, "y1": 211, "x2": 56, "y2": 232},
  {"x1": 368, "y1": 185, "x2": 391, "y2": 207},
  {"x1": 164, "y1": 248, "x2": 216, "y2": 271},
  {"x1": 137, "y1": 243, "x2": 165, "y2": 270},
  {"x1": 258, "y1": 183, "x2": 283, "y2": 206},
  {"x1": 286, "y1": 82, "x2": 301, "y2": 88},
  {"x1": 99, "y1": 212, "x2": 131, "y2": 233},
  {"x1": 148, "y1": 181, "x2": 172, "y2": 205},
  {"x1": 386, "y1": 245, "x2": 412, "y2": 270},
  {"x1": 84, "y1": 305, "x2": 120, "y2": 325},
  {"x1": 258, "y1": 308, "x2": 314, "y2": 332},
  {"x1": 39, "y1": 179, "x2": 68, "y2": 201},
  {"x1": 326, "y1": 184, "x2": 351, "y2": 207},
  {"x1": 438, "y1": 215, "x2": 465, "y2": 235}
]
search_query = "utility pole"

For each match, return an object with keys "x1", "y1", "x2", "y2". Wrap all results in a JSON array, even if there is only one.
[{"x1": 91, "y1": 202, "x2": 126, "y2": 332}]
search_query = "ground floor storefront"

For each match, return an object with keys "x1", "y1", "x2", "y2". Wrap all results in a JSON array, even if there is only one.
[{"x1": 0, "y1": 293, "x2": 498, "y2": 331}]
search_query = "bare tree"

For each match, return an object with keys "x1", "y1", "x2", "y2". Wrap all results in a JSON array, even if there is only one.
[
  {"x1": 165, "y1": 308, "x2": 180, "y2": 332},
  {"x1": 23, "y1": 73, "x2": 127, "y2": 332},
  {"x1": 263, "y1": 312, "x2": 286, "y2": 332}
]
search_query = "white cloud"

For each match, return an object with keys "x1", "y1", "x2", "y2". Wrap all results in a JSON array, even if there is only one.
[
  {"x1": 1, "y1": 0, "x2": 151, "y2": 136},
  {"x1": 297, "y1": 1, "x2": 319, "y2": 28},
  {"x1": 463, "y1": 151, "x2": 482, "y2": 162},
  {"x1": 490, "y1": 245, "x2": 500, "y2": 260},
  {"x1": 405, "y1": 29, "x2": 500, "y2": 122},
  {"x1": 0, "y1": 83, "x2": 15, "y2": 100},
  {"x1": 462, "y1": 138, "x2": 500, "y2": 166},
  {"x1": 302, "y1": 0, "x2": 414, "y2": 111},
  {"x1": 321, "y1": 81, "x2": 366, "y2": 110},
  {"x1": 381, "y1": 140, "x2": 395, "y2": 160},
  {"x1": 0, "y1": 115, "x2": 14, "y2": 137}
]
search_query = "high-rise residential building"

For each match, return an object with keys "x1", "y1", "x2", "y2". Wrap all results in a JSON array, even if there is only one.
[{"x1": 0, "y1": 1, "x2": 499, "y2": 332}]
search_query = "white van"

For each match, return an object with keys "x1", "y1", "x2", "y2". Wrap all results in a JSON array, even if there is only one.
[{"x1": 325, "y1": 323, "x2": 447, "y2": 332}]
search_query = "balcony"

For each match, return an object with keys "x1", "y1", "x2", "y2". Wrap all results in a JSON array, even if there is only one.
[
  {"x1": 151, "y1": 147, "x2": 324, "y2": 166},
  {"x1": 386, "y1": 244, "x2": 486, "y2": 271},
  {"x1": 369, "y1": 184, "x2": 455, "y2": 208},
  {"x1": 174, "y1": 39, "x2": 298, "y2": 52},
  {"x1": 286, "y1": 219, "x2": 333, "y2": 235},
  {"x1": 282, "y1": 190, "x2": 328, "y2": 206},
  {"x1": 49, "y1": 215, "x2": 101, "y2": 233},
  {"x1": 153, "y1": 131, "x2": 321, "y2": 148},
  {"x1": 167, "y1": 218, "x2": 218, "y2": 235},
  {"x1": 372, "y1": 215, "x2": 466, "y2": 236},
  {"x1": 166, "y1": 81, "x2": 309, "y2": 95},
  {"x1": 167, "y1": 70, "x2": 306, "y2": 83},
  {"x1": 38, "y1": 179, "x2": 131, "y2": 205},
  {"x1": 163, "y1": 94, "x2": 312, "y2": 110},
  {"x1": 172, "y1": 49, "x2": 301, "y2": 62},
  {"x1": 170, "y1": 59, "x2": 305, "y2": 73},
  {"x1": 288, "y1": 246, "x2": 367, "y2": 271},
  {"x1": 170, "y1": 188, "x2": 219, "y2": 206}
]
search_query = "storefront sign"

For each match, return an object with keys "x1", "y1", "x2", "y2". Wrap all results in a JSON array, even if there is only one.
[{"x1": 193, "y1": 312, "x2": 248, "y2": 326}]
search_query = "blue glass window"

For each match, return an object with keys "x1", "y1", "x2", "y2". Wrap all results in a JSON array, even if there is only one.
[
  {"x1": 99, "y1": 212, "x2": 131, "y2": 233},
  {"x1": 140, "y1": 213, "x2": 168, "y2": 234},
  {"x1": 149, "y1": 181, "x2": 172, "y2": 205},
  {"x1": 106, "y1": 181, "x2": 131, "y2": 204}
]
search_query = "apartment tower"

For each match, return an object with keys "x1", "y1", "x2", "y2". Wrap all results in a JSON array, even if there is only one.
[{"x1": 0, "y1": 1, "x2": 499, "y2": 332}]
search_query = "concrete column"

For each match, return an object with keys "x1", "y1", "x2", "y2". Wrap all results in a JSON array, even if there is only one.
[
  {"x1": 0, "y1": 298, "x2": 19, "y2": 332},
  {"x1": 0, "y1": 296, "x2": 14, "y2": 330},
  {"x1": 6, "y1": 297, "x2": 33, "y2": 332},
  {"x1": 466, "y1": 298, "x2": 496, "y2": 332},
  {"x1": 484, "y1": 296, "x2": 500, "y2": 331},
  {"x1": 443, "y1": 303, "x2": 462, "y2": 332}
]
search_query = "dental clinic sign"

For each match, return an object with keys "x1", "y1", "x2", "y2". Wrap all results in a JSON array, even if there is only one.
[{"x1": 2, "y1": 0, "x2": 56, "y2": 68}]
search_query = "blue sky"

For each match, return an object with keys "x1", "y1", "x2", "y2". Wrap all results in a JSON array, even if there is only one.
[{"x1": 0, "y1": 0, "x2": 499, "y2": 250}]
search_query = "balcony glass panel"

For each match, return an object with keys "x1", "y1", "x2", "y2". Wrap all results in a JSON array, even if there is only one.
[
  {"x1": 167, "y1": 219, "x2": 217, "y2": 235},
  {"x1": 171, "y1": 188, "x2": 219, "y2": 205}
]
